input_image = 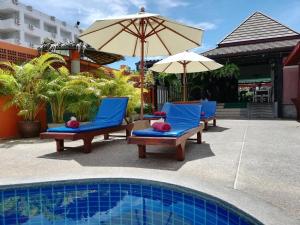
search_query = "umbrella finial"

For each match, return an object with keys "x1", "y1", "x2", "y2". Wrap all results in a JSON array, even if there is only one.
[{"x1": 140, "y1": 7, "x2": 145, "y2": 13}]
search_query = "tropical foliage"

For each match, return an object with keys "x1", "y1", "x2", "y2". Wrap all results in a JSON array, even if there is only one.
[
  {"x1": 211, "y1": 63, "x2": 240, "y2": 78},
  {"x1": 187, "y1": 63, "x2": 240, "y2": 102},
  {"x1": 65, "y1": 73, "x2": 101, "y2": 122},
  {"x1": 98, "y1": 69, "x2": 141, "y2": 116},
  {"x1": 0, "y1": 53, "x2": 144, "y2": 123},
  {"x1": 0, "y1": 53, "x2": 66, "y2": 121}
]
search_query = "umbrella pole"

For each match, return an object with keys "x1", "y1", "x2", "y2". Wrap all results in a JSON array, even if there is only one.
[
  {"x1": 183, "y1": 63, "x2": 187, "y2": 101},
  {"x1": 140, "y1": 19, "x2": 145, "y2": 119}
]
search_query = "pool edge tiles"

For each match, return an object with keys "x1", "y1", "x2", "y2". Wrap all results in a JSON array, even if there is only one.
[{"x1": 0, "y1": 178, "x2": 263, "y2": 225}]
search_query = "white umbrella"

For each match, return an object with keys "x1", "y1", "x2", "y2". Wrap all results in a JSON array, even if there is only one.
[
  {"x1": 150, "y1": 51, "x2": 223, "y2": 101},
  {"x1": 79, "y1": 7, "x2": 203, "y2": 118}
]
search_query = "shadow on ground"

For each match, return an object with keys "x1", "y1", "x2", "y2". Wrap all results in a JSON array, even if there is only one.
[
  {"x1": 205, "y1": 126, "x2": 229, "y2": 132},
  {"x1": 39, "y1": 138, "x2": 214, "y2": 171},
  {"x1": 0, "y1": 138, "x2": 53, "y2": 149}
]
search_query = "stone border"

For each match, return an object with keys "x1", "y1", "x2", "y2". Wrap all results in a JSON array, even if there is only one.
[{"x1": 0, "y1": 172, "x2": 297, "y2": 225}]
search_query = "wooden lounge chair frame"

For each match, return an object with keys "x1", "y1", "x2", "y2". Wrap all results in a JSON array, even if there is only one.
[
  {"x1": 202, "y1": 116, "x2": 216, "y2": 131},
  {"x1": 40, "y1": 123, "x2": 134, "y2": 153},
  {"x1": 128, "y1": 124, "x2": 203, "y2": 161},
  {"x1": 173, "y1": 100, "x2": 216, "y2": 130}
]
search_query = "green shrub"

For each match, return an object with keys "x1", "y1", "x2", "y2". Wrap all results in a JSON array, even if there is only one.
[{"x1": 0, "y1": 53, "x2": 66, "y2": 121}]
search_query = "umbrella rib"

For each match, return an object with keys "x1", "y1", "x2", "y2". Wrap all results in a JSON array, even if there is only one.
[
  {"x1": 148, "y1": 19, "x2": 171, "y2": 55},
  {"x1": 119, "y1": 21, "x2": 140, "y2": 38},
  {"x1": 144, "y1": 18, "x2": 150, "y2": 35},
  {"x1": 133, "y1": 36, "x2": 139, "y2": 56},
  {"x1": 145, "y1": 19, "x2": 166, "y2": 38},
  {"x1": 79, "y1": 19, "x2": 129, "y2": 37},
  {"x1": 162, "y1": 62, "x2": 173, "y2": 73},
  {"x1": 198, "y1": 61, "x2": 212, "y2": 71},
  {"x1": 98, "y1": 19, "x2": 138, "y2": 51},
  {"x1": 132, "y1": 21, "x2": 142, "y2": 56},
  {"x1": 131, "y1": 19, "x2": 142, "y2": 36},
  {"x1": 151, "y1": 17, "x2": 200, "y2": 46}
]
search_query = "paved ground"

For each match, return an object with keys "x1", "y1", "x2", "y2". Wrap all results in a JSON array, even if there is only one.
[{"x1": 0, "y1": 119, "x2": 299, "y2": 224}]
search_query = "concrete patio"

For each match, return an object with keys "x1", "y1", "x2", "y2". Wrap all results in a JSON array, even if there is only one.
[{"x1": 0, "y1": 119, "x2": 299, "y2": 224}]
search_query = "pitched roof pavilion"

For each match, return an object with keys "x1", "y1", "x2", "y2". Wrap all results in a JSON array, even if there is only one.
[{"x1": 204, "y1": 12, "x2": 300, "y2": 58}]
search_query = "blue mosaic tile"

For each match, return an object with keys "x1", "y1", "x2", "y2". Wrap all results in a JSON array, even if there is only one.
[
  {"x1": 0, "y1": 181, "x2": 262, "y2": 225},
  {"x1": 229, "y1": 211, "x2": 240, "y2": 225}
]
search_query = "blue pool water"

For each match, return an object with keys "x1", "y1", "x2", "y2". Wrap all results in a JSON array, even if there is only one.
[{"x1": 0, "y1": 179, "x2": 262, "y2": 225}]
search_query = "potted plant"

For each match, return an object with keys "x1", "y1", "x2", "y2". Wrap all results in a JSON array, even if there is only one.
[{"x1": 0, "y1": 53, "x2": 66, "y2": 137}]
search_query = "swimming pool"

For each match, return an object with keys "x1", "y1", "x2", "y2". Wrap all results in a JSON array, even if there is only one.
[{"x1": 0, "y1": 179, "x2": 262, "y2": 225}]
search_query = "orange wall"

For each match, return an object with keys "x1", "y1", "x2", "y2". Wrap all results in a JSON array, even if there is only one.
[
  {"x1": 0, "y1": 96, "x2": 21, "y2": 138},
  {"x1": 0, "y1": 96, "x2": 47, "y2": 139},
  {"x1": 283, "y1": 65, "x2": 299, "y2": 104}
]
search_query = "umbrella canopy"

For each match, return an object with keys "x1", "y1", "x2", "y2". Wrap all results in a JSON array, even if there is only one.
[
  {"x1": 150, "y1": 51, "x2": 223, "y2": 100},
  {"x1": 79, "y1": 7, "x2": 203, "y2": 117}
]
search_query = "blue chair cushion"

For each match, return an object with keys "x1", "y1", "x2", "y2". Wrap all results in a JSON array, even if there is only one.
[
  {"x1": 143, "y1": 102, "x2": 171, "y2": 119},
  {"x1": 132, "y1": 126, "x2": 190, "y2": 137},
  {"x1": 166, "y1": 103, "x2": 202, "y2": 128},
  {"x1": 201, "y1": 101, "x2": 216, "y2": 118},
  {"x1": 133, "y1": 104, "x2": 202, "y2": 137},
  {"x1": 47, "y1": 121, "x2": 120, "y2": 133},
  {"x1": 47, "y1": 97, "x2": 128, "y2": 133},
  {"x1": 93, "y1": 97, "x2": 128, "y2": 125}
]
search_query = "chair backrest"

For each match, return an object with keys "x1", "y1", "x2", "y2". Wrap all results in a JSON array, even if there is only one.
[
  {"x1": 166, "y1": 104, "x2": 202, "y2": 128},
  {"x1": 93, "y1": 97, "x2": 128, "y2": 126},
  {"x1": 201, "y1": 101, "x2": 216, "y2": 116},
  {"x1": 161, "y1": 102, "x2": 172, "y2": 113}
]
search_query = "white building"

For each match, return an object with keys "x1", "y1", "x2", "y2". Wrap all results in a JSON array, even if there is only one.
[{"x1": 0, "y1": 0, "x2": 80, "y2": 48}]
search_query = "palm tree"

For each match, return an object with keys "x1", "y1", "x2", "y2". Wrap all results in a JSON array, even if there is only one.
[
  {"x1": 65, "y1": 73, "x2": 102, "y2": 121},
  {"x1": 0, "y1": 53, "x2": 66, "y2": 121},
  {"x1": 99, "y1": 69, "x2": 141, "y2": 116}
]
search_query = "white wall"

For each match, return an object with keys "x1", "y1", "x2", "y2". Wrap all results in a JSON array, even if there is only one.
[{"x1": 0, "y1": 0, "x2": 80, "y2": 48}]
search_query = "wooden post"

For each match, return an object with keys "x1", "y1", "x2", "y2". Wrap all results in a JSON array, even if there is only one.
[
  {"x1": 138, "y1": 145, "x2": 146, "y2": 158},
  {"x1": 197, "y1": 132, "x2": 202, "y2": 144},
  {"x1": 83, "y1": 137, "x2": 93, "y2": 153},
  {"x1": 55, "y1": 139, "x2": 64, "y2": 152},
  {"x1": 140, "y1": 17, "x2": 145, "y2": 119},
  {"x1": 104, "y1": 133, "x2": 109, "y2": 140},
  {"x1": 176, "y1": 142, "x2": 186, "y2": 161},
  {"x1": 204, "y1": 121, "x2": 208, "y2": 130},
  {"x1": 183, "y1": 63, "x2": 187, "y2": 101}
]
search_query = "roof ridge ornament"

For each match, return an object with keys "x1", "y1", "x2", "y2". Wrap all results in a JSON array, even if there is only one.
[{"x1": 139, "y1": 7, "x2": 145, "y2": 13}]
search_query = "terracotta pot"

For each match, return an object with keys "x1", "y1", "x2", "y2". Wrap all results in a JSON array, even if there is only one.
[{"x1": 18, "y1": 121, "x2": 41, "y2": 138}]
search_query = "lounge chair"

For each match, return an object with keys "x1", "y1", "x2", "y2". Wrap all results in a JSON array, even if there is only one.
[
  {"x1": 40, "y1": 97, "x2": 133, "y2": 153},
  {"x1": 143, "y1": 102, "x2": 171, "y2": 121},
  {"x1": 201, "y1": 101, "x2": 217, "y2": 130},
  {"x1": 128, "y1": 104, "x2": 203, "y2": 161},
  {"x1": 173, "y1": 100, "x2": 217, "y2": 130}
]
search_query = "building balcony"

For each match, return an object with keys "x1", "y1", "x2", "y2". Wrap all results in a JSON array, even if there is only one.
[
  {"x1": 0, "y1": 18, "x2": 20, "y2": 31},
  {"x1": 0, "y1": 0, "x2": 17, "y2": 8}
]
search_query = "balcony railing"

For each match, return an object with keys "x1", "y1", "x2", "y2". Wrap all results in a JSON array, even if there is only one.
[
  {"x1": 2, "y1": 38, "x2": 21, "y2": 45},
  {"x1": 0, "y1": 18, "x2": 19, "y2": 29}
]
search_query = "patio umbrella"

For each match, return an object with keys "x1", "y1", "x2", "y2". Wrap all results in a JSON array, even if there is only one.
[
  {"x1": 150, "y1": 51, "x2": 223, "y2": 101},
  {"x1": 79, "y1": 7, "x2": 203, "y2": 118}
]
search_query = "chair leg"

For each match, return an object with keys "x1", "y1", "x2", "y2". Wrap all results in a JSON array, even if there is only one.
[
  {"x1": 213, "y1": 118, "x2": 216, "y2": 126},
  {"x1": 197, "y1": 131, "x2": 202, "y2": 144},
  {"x1": 83, "y1": 137, "x2": 93, "y2": 153},
  {"x1": 138, "y1": 145, "x2": 146, "y2": 158},
  {"x1": 55, "y1": 139, "x2": 64, "y2": 152},
  {"x1": 176, "y1": 142, "x2": 186, "y2": 161},
  {"x1": 204, "y1": 121, "x2": 208, "y2": 131},
  {"x1": 104, "y1": 133, "x2": 109, "y2": 140},
  {"x1": 125, "y1": 123, "x2": 134, "y2": 140}
]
